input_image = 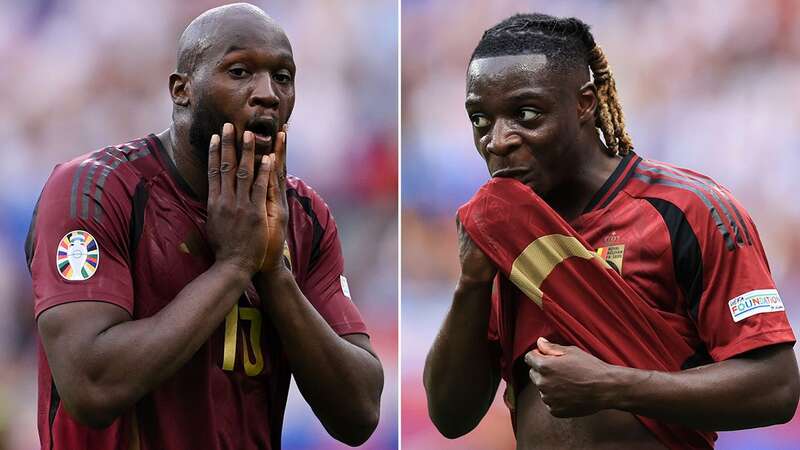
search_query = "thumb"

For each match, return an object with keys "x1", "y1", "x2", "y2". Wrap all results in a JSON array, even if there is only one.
[{"x1": 537, "y1": 337, "x2": 566, "y2": 356}]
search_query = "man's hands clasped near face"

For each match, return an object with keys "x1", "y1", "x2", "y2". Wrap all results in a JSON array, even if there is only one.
[
  {"x1": 525, "y1": 337, "x2": 621, "y2": 418},
  {"x1": 205, "y1": 122, "x2": 289, "y2": 275},
  {"x1": 260, "y1": 124, "x2": 290, "y2": 275}
]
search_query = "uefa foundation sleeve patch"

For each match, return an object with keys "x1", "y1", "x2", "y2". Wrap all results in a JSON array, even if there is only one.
[
  {"x1": 728, "y1": 289, "x2": 784, "y2": 323},
  {"x1": 57, "y1": 230, "x2": 99, "y2": 281}
]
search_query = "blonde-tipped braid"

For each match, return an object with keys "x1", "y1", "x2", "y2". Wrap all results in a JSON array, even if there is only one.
[{"x1": 588, "y1": 45, "x2": 633, "y2": 155}]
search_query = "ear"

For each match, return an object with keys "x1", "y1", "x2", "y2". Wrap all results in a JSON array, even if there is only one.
[
  {"x1": 169, "y1": 72, "x2": 191, "y2": 107},
  {"x1": 577, "y1": 81, "x2": 598, "y2": 126}
]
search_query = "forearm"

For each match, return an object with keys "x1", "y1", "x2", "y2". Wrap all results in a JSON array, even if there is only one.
[
  {"x1": 254, "y1": 268, "x2": 383, "y2": 445},
  {"x1": 81, "y1": 262, "x2": 249, "y2": 422},
  {"x1": 424, "y1": 278, "x2": 499, "y2": 438},
  {"x1": 611, "y1": 344, "x2": 799, "y2": 430}
]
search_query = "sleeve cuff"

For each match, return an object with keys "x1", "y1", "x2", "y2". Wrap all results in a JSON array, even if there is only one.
[
  {"x1": 329, "y1": 321, "x2": 369, "y2": 337},
  {"x1": 35, "y1": 292, "x2": 134, "y2": 319},
  {"x1": 710, "y1": 328, "x2": 796, "y2": 361}
]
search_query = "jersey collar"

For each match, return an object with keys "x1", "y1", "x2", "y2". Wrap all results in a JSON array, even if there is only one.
[
  {"x1": 147, "y1": 134, "x2": 201, "y2": 202},
  {"x1": 582, "y1": 151, "x2": 642, "y2": 214}
]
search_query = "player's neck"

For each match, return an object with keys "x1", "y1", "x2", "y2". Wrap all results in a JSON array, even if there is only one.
[
  {"x1": 545, "y1": 138, "x2": 621, "y2": 221},
  {"x1": 158, "y1": 124, "x2": 209, "y2": 203}
]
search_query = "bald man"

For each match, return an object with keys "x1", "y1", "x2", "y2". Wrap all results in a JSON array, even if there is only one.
[{"x1": 26, "y1": 4, "x2": 383, "y2": 449}]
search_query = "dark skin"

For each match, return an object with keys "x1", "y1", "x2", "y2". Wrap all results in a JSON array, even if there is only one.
[
  {"x1": 37, "y1": 4, "x2": 382, "y2": 446},
  {"x1": 424, "y1": 53, "x2": 800, "y2": 448}
]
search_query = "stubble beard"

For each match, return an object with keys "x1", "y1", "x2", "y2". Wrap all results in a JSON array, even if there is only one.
[{"x1": 188, "y1": 96, "x2": 230, "y2": 164}]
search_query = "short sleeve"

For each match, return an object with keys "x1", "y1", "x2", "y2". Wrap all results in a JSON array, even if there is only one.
[
  {"x1": 298, "y1": 195, "x2": 367, "y2": 337},
  {"x1": 27, "y1": 161, "x2": 135, "y2": 318},
  {"x1": 693, "y1": 196, "x2": 795, "y2": 361}
]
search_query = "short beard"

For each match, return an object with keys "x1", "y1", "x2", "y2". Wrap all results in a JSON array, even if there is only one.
[{"x1": 188, "y1": 97, "x2": 229, "y2": 163}]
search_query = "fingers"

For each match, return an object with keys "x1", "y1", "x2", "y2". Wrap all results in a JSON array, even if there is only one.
[
  {"x1": 236, "y1": 131, "x2": 255, "y2": 205},
  {"x1": 275, "y1": 125, "x2": 287, "y2": 191},
  {"x1": 207, "y1": 134, "x2": 221, "y2": 199},
  {"x1": 537, "y1": 337, "x2": 567, "y2": 356},
  {"x1": 529, "y1": 367, "x2": 544, "y2": 386},
  {"x1": 524, "y1": 349, "x2": 545, "y2": 370},
  {"x1": 267, "y1": 126, "x2": 287, "y2": 201},
  {"x1": 220, "y1": 123, "x2": 237, "y2": 197},
  {"x1": 252, "y1": 154, "x2": 274, "y2": 204}
]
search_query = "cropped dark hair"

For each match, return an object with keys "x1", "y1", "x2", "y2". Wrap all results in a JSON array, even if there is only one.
[{"x1": 472, "y1": 13, "x2": 633, "y2": 155}]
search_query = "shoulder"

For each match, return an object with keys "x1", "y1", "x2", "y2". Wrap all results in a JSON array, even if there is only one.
[
  {"x1": 42, "y1": 137, "x2": 160, "y2": 212},
  {"x1": 286, "y1": 174, "x2": 335, "y2": 227},
  {"x1": 627, "y1": 158, "x2": 753, "y2": 251}
]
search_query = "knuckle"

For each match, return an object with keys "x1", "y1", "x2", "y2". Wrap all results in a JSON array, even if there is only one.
[
  {"x1": 219, "y1": 162, "x2": 233, "y2": 173},
  {"x1": 236, "y1": 168, "x2": 251, "y2": 179},
  {"x1": 207, "y1": 168, "x2": 220, "y2": 177}
]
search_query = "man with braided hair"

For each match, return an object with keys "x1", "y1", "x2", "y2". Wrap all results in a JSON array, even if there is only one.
[{"x1": 424, "y1": 13, "x2": 798, "y2": 449}]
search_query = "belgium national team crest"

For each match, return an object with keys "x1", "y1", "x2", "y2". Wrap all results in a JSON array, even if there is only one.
[
  {"x1": 57, "y1": 230, "x2": 99, "y2": 281},
  {"x1": 596, "y1": 244, "x2": 624, "y2": 274}
]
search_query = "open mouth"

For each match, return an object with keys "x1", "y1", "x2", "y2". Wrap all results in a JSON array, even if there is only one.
[
  {"x1": 491, "y1": 167, "x2": 529, "y2": 179},
  {"x1": 245, "y1": 117, "x2": 277, "y2": 152}
]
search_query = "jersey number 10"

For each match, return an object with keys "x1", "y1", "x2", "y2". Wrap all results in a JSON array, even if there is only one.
[{"x1": 221, "y1": 304, "x2": 265, "y2": 376}]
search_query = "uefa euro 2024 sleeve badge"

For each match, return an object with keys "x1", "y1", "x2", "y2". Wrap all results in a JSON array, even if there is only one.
[{"x1": 57, "y1": 230, "x2": 99, "y2": 281}]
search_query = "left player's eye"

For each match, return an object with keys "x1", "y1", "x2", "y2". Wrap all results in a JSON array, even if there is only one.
[
  {"x1": 470, "y1": 114, "x2": 490, "y2": 129},
  {"x1": 273, "y1": 70, "x2": 293, "y2": 84},
  {"x1": 228, "y1": 67, "x2": 250, "y2": 78},
  {"x1": 519, "y1": 108, "x2": 539, "y2": 121}
]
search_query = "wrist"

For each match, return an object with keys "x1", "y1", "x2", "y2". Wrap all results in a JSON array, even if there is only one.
[
  {"x1": 605, "y1": 365, "x2": 651, "y2": 411},
  {"x1": 255, "y1": 265, "x2": 294, "y2": 288},
  {"x1": 212, "y1": 260, "x2": 253, "y2": 288},
  {"x1": 457, "y1": 273, "x2": 495, "y2": 289}
]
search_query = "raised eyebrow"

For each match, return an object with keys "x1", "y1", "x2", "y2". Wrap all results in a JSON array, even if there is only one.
[
  {"x1": 465, "y1": 96, "x2": 482, "y2": 109},
  {"x1": 504, "y1": 89, "x2": 550, "y2": 103},
  {"x1": 220, "y1": 47, "x2": 296, "y2": 69},
  {"x1": 223, "y1": 45, "x2": 247, "y2": 55}
]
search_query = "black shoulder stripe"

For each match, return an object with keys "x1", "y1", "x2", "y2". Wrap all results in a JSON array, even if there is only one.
[
  {"x1": 80, "y1": 151, "x2": 115, "y2": 220},
  {"x1": 70, "y1": 148, "x2": 109, "y2": 219},
  {"x1": 634, "y1": 170, "x2": 735, "y2": 251},
  {"x1": 721, "y1": 186, "x2": 753, "y2": 246},
  {"x1": 649, "y1": 161, "x2": 751, "y2": 246},
  {"x1": 73, "y1": 145, "x2": 151, "y2": 221},
  {"x1": 645, "y1": 197, "x2": 704, "y2": 322},
  {"x1": 93, "y1": 146, "x2": 150, "y2": 221},
  {"x1": 639, "y1": 162, "x2": 748, "y2": 248},
  {"x1": 48, "y1": 381, "x2": 60, "y2": 450},
  {"x1": 286, "y1": 188, "x2": 324, "y2": 268},
  {"x1": 129, "y1": 180, "x2": 150, "y2": 254}
]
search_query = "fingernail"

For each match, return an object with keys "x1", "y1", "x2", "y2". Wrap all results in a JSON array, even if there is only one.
[
  {"x1": 210, "y1": 134, "x2": 219, "y2": 145},
  {"x1": 223, "y1": 123, "x2": 233, "y2": 133},
  {"x1": 261, "y1": 155, "x2": 268, "y2": 164},
  {"x1": 244, "y1": 130, "x2": 253, "y2": 141},
  {"x1": 540, "y1": 337, "x2": 549, "y2": 343}
]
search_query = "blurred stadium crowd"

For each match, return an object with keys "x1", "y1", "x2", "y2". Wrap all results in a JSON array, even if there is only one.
[
  {"x1": 402, "y1": 0, "x2": 800, "y2": 449},
  {"x1": 0, "y1": 1, "x2": 397, "y2": 449}
]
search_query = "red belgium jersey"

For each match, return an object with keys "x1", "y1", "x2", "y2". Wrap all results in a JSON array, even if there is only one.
[
  {"x1": 458, "y1": 152, "x2": 795, "y2": 450},
  {"x1": 26, "y1": 135, "x2": 367, "y2": 450}
]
